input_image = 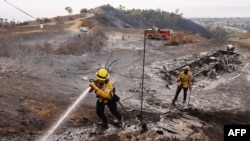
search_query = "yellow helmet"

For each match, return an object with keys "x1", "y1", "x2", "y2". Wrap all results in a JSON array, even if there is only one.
[{"x1": 96, "y1": 69, "x2": 109, "y2": 80}]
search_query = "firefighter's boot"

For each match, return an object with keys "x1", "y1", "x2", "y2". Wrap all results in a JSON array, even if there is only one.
[{"x1": 172, "y1": 99, "x2": 176, "y2": 106}]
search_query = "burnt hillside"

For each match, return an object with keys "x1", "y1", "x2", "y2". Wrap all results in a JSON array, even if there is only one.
[
  {"x1": 90, "y1": 5, "x2": 212, "y2": 38},
  {"x1": 90, "y1": 5, "x2": 145, "y2": 28}
]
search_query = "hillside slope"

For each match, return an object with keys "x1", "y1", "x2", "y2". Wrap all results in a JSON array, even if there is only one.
[
  {"x1": 90, "y1": 5, "x2": 145, "y2": 28},
  {"x1": 88, "y1": 5, "x2": 212, "y2": 37}
]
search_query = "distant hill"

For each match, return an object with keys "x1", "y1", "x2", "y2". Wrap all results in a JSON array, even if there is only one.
[
  {"x1": 1, "y1": 5, "x2": 212, "y2": 38},
  {"x1": 89, "y1": 5, "x2": 212, "y2": 38},
  {"x1": 90, "y1": 5, "x2": 145, "y2": 28}
]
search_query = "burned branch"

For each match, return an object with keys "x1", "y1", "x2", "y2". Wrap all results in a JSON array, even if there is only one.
[{"x1": 161, "y1": 50, "x2": 242, "y2": 86}]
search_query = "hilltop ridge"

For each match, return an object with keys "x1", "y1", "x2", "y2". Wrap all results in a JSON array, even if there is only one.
[{"x1": 87, "y1": 5, "x2": 212, "y2": 37}]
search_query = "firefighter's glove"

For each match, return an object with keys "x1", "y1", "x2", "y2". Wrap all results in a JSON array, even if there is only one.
[{"x1": 89, "y1": 82, "x2": 99, "y2": 91}]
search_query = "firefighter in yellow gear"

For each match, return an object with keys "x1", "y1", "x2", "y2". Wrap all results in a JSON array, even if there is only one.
[
  {"x1": 89, "y1": 68, "x2": 122, "y2": 128},
  {"x1": 172, "y1": 66, "x2": 192, "y2": 106}
]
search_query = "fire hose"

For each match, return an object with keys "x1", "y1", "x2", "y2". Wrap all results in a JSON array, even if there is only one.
[{"x1": 118, "y1": 101, "x2": 135, "y2": 114}]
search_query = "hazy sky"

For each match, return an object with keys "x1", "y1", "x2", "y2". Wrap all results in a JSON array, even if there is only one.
[{"x1": 1, "y1": 0, "x2": 250, "y2": 22}]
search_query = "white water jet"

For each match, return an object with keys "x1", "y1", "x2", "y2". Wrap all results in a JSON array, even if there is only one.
[{"x1": 39, "y1": 87, "x2": 91, "y2": 141}]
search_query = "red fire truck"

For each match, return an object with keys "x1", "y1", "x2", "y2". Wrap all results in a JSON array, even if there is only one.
[{"x1": 145, "y1": 28, "x2": 173, "y2": 40}]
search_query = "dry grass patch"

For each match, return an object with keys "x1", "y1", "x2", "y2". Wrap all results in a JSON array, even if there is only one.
[
  {"x1": 165, "y1": 32, "x2": 204, "y2": 46},
  {"x1": 56, "y1": 34, "x2": 104, "y2": 55}
]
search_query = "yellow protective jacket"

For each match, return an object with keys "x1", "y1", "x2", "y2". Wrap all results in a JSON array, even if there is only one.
[
  {"x1": 177, "y1": 71, "x2": 192, "y2": 88},
  {"x1": 95, "y1": 81, "x2": 114, "y2": 104}
]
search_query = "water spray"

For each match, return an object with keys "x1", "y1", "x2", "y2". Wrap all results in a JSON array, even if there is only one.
[{"x1": 39, "y1": 87, "x2": 91, "y2": 141}]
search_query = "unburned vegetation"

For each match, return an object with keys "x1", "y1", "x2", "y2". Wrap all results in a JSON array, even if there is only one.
[{"x1": 164, "y1": 31, "x2": 204, "y2": 46}]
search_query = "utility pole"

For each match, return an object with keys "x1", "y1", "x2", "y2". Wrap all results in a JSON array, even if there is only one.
[{"x1": 140, "y1": 30, "x2": 147, "y2": 127}]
